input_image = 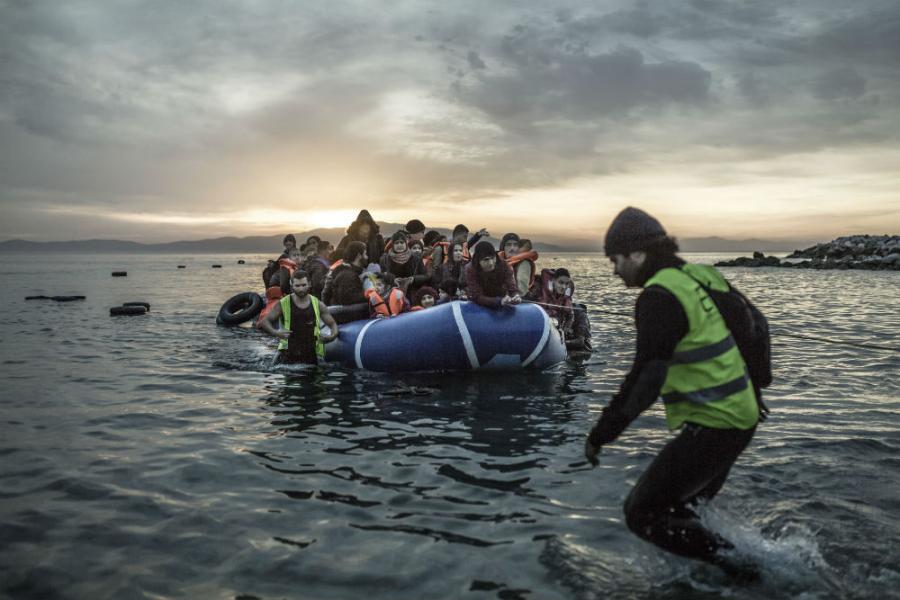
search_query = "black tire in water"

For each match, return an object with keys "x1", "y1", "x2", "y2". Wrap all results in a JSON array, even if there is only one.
[
  {"x1": 110, "y1": 305, "x2": 147, "y2": 316},
  {"x1": 217, "y1": 292, "x2": 264, "y2": 326},
  {"x1": 123, "y1": 301, "x2": 150, "y2": 311},
  {"x1": 111, "y1": 271, "x2": 127, "y2": 277}
]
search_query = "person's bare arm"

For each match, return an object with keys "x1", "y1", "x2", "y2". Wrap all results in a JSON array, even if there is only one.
[
  {"x1": 260, "y1": 302, "x2": 289, "y2": 340},
  {"x1": 319, "y1": 301, "x2": 339, "y2": 342}
]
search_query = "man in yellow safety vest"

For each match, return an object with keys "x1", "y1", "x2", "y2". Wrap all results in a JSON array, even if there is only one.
[{"x1": 585, "y1": 207, "x2": 762, "y2": 580}]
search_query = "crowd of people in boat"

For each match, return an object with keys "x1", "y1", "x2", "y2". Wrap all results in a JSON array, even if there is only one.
[{"x1": 258, "y1": 209, "x2": 591, "y2": 352}]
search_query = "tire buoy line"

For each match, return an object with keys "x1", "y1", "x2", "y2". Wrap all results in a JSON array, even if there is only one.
[{"x1": 110, "y1": 305, "x2": 147, "y2": 316}]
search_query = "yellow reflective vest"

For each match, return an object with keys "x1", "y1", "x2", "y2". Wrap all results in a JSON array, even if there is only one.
[
  {"x1": 644, "y1": 264, "x2": 758, "y2": 431},
  {"x1": 278, "y1": 294, "x2": 325, "y2": 359}
]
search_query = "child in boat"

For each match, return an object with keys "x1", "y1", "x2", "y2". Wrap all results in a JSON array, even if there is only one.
[
  {"x1": 437, "y1": 279, "x2": 462, "y2": 304},
  {"x1": 411, "y1": 286, "x2": 438, "y2": 311},
  {"x1": 365, "y1": 271, "x2": 411, "y2": 318},
  {"x1": 260, "y1": 270, "x2": 338, "y2": 365}
]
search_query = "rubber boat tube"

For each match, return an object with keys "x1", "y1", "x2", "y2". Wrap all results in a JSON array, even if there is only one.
[{"x1": 324, "y1": 301, "x2": 566, "y2": 372}]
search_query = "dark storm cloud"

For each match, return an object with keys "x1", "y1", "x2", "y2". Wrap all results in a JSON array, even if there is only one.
[
  {"x1": 812, "y1": 67, "x2": 867, "y2": 101},
  {"x1": 1, "y1": 1, "x2": 898, "y2": 241}
]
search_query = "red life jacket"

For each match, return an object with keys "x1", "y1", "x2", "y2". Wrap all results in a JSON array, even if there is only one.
[{"x1": 538, "y1": 268, "x2": 574, "y2": 320}]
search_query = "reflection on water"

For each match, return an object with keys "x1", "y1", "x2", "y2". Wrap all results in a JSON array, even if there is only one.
[{"x1": 0, "y1": 253, "x2": 898, "y2": 599}]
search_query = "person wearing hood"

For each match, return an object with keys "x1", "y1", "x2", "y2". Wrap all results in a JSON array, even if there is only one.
[
  {"x1": 332, "y1": 210, "x2": 384, "y2": 266},
  {"x1": 465, "y1": 241, "x2": 520, "y2": 309},
  {"x1": 380, "y1": 230, "x2": 429, "y2": 294},
  {"x1": 322, "y1": 241, "x2": 368, "y2": 306},
  {"x1": 584, "y1": 207, "x2": 763, "y2": 580}
]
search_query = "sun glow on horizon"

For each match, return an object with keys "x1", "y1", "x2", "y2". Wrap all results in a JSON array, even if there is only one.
[{"x1": 303, "y1": 210, "x2": 364, "y2": 230}]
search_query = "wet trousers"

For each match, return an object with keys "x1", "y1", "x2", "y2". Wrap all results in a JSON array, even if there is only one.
[{"x1": 623, "y1": 422, "x2": 755, "y2": 562}]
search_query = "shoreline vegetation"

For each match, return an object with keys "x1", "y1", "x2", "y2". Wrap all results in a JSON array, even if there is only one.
[{"x1": 716, "y1": 235, "x2": 900, "y2": 271}]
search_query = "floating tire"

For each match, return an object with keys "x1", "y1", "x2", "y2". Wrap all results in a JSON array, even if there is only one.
[
  {"x1": 177, "y1": 265, "x2": 186, "y2": 269},
  {"x1": 110, "y1": 305, "x2": 147, "y2": 316},
  {"x1": 217, "y1": 292, "x2": 264, "y2": 326},
  {"x1": 111, "y1": 271, "x2": 127, "y2": 277},
  {"x1": 212, "y1": 264, "x2": 222, "y2": 269},
  {"x1": 237, "y1": 260, "x2": 246, "y2": 264},
  {"x1": 123, "y1": 301, "x2": 150, "y2": 311},
  {"x1": 25, "y1": 295, "x2": 86, "y2": 301}
]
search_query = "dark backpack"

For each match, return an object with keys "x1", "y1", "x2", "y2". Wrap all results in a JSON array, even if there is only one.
[
  {"x1": 686, "y1": 274, "x2": 773, "y2": 419},
  {"x1": 262, "y1": 260, "x2": 278, "y2": 288}
]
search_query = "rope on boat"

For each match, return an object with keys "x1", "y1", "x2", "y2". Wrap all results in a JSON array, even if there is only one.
[{"x1": 529, "y1": 301, "x2": 900, "y2": 353}]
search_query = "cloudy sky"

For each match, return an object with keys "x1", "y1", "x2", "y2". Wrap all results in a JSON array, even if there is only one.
[{"x1": 2, "y1": 0, "x2": 898, "y2": 244}]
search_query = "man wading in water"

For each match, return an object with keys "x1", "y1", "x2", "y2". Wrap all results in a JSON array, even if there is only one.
[
  {"x1": 261, "y1": 270, "x2": 338, "y2": 365},
  {"x1": 585, "y1": 207, "x2": 763, "y2": 580}
]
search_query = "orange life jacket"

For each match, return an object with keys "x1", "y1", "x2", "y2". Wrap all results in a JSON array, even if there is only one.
[
  {"x1": 257, "y1": 285, "x2": 286, "y2": 328},
  {"x1": 279, "y1": 257, "x2": 299, "y2": 270},
  {"x1": 364, "y1": 287, "x2": 408, "y2": 317},
  {"x1": 499, "y1": 250, "x2": 539, "y2": 289}
]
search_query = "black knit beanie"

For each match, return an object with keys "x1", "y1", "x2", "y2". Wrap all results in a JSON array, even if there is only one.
[
  {"x1": 603, "y1": 207, "x2": 667, "y2": 256},
  {"x1": 405, "y1": 219, "x2": 426, "y2": 235},
  {"x1": 500, "y1": 233, "x2": 520, "y2": 250},
  {"x1": 391, "y1": 230, "x2": 408, "y2": 243}
]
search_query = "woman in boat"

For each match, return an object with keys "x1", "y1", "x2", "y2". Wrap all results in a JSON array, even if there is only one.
[
  {"x1": 465, "y1": 241, "x2": 521, "y2": 309},
  {"x1": 332, "y1": 209, "x2": 384, "y2": 267}
]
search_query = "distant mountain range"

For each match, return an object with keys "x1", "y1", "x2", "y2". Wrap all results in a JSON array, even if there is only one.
[{"x1": 0, "y1": 226, "x2": 818, "y2": 254}]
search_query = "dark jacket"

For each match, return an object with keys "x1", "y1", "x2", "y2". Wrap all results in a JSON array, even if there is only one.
[
  {"x1": 324, "y1": 263, "x2": 365, "y2": 306},
  {"x1": 588, "y1": 256, "x2": 688, "y2": 446},
  {"x1": 303, "y1": 255, "x2": 330, "y2": 299},
  {"x1": 380, "y1": 254, "x2": 429, "y2": 289},
  {"x1": 438, "y1": 260, "x2": 468, "y2": 289},
  {"x1": 333, "y1": 233, "x2": 384, "y2": 267},
  {"x1": 464, "y1": 261, "x2": 518, "y2": 308}
]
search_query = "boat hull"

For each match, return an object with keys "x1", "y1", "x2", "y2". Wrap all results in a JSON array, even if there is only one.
[{"x1": 324, "y1": 302, "x2": 566, "y2": 372}]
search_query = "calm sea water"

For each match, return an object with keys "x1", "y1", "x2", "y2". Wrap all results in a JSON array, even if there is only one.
[{"x1": 1, "y1": 252, "x2": 898, "y2": 600}]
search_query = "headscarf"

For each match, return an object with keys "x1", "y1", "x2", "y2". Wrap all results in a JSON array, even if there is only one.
[
  {"x1": 388, "y1": 230, "x2": 412, "y2": 264},
  {"x1": 471, "y1": 240, "x2": 508, "y2": 296}
]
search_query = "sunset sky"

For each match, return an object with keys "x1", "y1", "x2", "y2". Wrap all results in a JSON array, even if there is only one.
[{"x1": 2, "y1": 1, "x2": 899, "y2": 244}]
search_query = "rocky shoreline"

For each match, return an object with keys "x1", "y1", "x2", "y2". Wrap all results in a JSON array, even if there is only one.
[{"x1": 715, "y1": 235, "x2": 900, "y2": 270}]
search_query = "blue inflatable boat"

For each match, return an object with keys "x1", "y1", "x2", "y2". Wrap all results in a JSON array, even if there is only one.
[{"x1": 323, "y1": 301, "x2": 566, "y2": 372}]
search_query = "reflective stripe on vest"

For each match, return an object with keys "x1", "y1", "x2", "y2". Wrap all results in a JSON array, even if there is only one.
[
  {"x1": 278, "y1": 294, "x2": 325, "y2": 358},
  {"x1": 645, "y1": 264, "x2": 758, "y2": 431}
]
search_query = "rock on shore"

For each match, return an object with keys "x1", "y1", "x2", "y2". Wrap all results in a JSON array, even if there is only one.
[{"x1": 715, "y1": 235, "x2": 900, "y2": 270}]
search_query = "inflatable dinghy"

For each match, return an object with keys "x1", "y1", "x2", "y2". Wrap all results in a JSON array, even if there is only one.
[{"x1": 323, "y1": 301, "x2": 566, "y2": 372}]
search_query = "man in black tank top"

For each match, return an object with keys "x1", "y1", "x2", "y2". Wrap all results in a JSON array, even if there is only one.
[{"x1": 260, "y1": 270, "x2": 338, "y2": 365}]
